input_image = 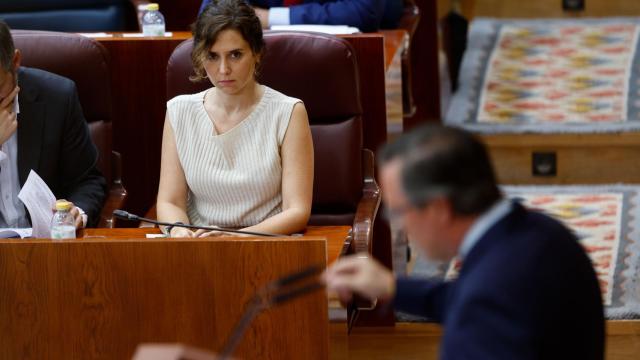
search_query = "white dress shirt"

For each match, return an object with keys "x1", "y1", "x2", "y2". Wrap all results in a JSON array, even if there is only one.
[
  {"x1": 458, "y1": 198, "x2": 513, "y2": 259},
  {"x1": 0, "y1": 95, "x2": 28, "y2": 228}
]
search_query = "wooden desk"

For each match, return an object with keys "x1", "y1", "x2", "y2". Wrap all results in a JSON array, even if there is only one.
[
  {"x1": 0, "y1": 233, "x2": 330, "y2": 359},
  {"x1": 83, "y1": 225, "x2": 351, "y2": 264},
  {"x1": 95, "y1": 31, "x2": 390, "y2": 216}
]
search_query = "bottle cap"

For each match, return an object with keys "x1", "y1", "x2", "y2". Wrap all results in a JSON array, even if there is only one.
[
  {"x1": 147, "y1": 3, "x2": 159, "y2": 11},
  {"x1": 55, "y1": 200, "x2": 72, "y2": 211}
]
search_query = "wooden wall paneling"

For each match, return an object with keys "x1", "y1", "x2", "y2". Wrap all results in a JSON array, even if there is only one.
[
  {"x1": 406, "y1": 0, "x2": 445, "y2": 130},
  {"x1": 156, "y1": 0, "x2": 202, "y2": 31},
  {"x1": 99, "y1": 34, "x2": 190, "y2": 216},
  {"x1": 342, "y1": 34, "x2": 389, "y2": 152},
  {"x1": 482, "y1": 133, "x2": 640, "y2": 184}
]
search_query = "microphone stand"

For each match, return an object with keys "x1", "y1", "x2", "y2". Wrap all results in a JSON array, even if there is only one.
[
  {"x1": 112, "y1": 210, "x2": 285, "y2": 237},
  {"x1": 218, "y1": 265, "x2": 325, "y2": 360}
]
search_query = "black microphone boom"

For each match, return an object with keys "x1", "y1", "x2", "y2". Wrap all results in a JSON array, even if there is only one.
[{"x1": 112, "y1": 210, "x2": 284, "y2": 237}]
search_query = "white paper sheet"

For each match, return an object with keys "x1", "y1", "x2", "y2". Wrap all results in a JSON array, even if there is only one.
[
  {"x1": 122, "y1": 32, "x2": 174, "y2": 38},
  {"x1": 146, "y1": 233, "x2": 167, "y2": 238},
  {"x1": 76, "y1": 32, "x2": 113, "y2": 38},
  {"x1": 18, "y1": 170, "x2": 56, "y2": 238},
  {"x1": 270, "y1": 25, "x2": 360, "y2": 34},
  {"x1": 0, "y1": 228, "x2": 32, "y2": 238}
]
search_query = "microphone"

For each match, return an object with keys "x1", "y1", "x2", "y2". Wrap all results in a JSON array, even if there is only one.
[
  {"x1": 112, "y1": 209, "x2": 284, "y2": 237},
  {"x1": 218, "y1": 265, "x2": 324, "y2": 359}
]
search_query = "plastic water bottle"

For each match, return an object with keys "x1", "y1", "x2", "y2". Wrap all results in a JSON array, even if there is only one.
[
  {"x1": 142, "y1": 3, "x2": 166, "y2": 37},
  {"x1": 50, "y1": 200, "x2": 76, "y2": 239}
]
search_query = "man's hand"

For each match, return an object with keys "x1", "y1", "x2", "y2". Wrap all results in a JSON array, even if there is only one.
[
  {"x1": 0, "y1": 86, "x2": 19, "y2": 145},
  {"x1": 52, "y1": 200, "x2": 85, "y2": 229},
  {"x1": 323, "y1": 254, "x2": 396, "y2": 304},
  {"x1": 253, "y1": 7, "x2": 269, "y2": 29}
]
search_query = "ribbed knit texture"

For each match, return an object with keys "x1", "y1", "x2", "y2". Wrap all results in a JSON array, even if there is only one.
[{"x1": 167, "y1": 85, "x2": 300, "y2": 228}]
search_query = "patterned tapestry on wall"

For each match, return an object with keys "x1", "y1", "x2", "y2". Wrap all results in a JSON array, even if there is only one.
[
  {"x1": 446, "y1": 18, "x2": 640, "y2": 133},
  {"x1": 411, "y1": 185, "x2": 640, "y2": 319}
]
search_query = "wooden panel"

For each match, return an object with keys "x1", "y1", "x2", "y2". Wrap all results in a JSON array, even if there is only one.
[
  {"x1": 407, "y1": 0, "x2": 445, "y2": 129},
  {"x1": 156, "y1": 0, "x2": 201, "y2": 31},
  {"x1": 0, "y1": 237, "x2": 328, "y2": 359},
  {"x1": 341, "y1": 34, "x2": 388, "y2": 152},
  {"x1": 83, "y1": 226, "x2": 351, "y2": 264},
  {"x1": 99, "y1": 33, "x2": 191, "y2": 216},
  {"x1": 329, "y1": 321, "x2": 640, "y2": 360},
  {"x1": 481, "y1": 133, "x2": 640, "y2": 184},
  {"x1": 472, "y1": 0, "x2": 640, "y2": 18}
]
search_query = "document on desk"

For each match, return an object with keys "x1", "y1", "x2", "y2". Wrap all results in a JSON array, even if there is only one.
[
  {"x1": 0, "y1": 228, "x2": 32, "y2": 239},
  {"x1": 18, "y1": 170, "x2": 56, "y2": 238},
  {"x1": 270, "y1": 25, "x2": 360, "y2": 34}
]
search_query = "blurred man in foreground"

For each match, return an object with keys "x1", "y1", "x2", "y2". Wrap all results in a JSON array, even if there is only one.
[{"x1": 324, "y1": 125, "x2": 604, "y2": 360}]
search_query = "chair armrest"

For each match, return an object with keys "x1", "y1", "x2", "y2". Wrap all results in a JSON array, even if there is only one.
[
  {"x1": 343, "y1": 149, "x2": 382, "y2": 313},
  {"x1": 98, "y1": 185, "x2": 127, "y2": 228},
  {"x1": 350, "y1": 149, "x2": 382, "y2": 256},
  {"x1": 98, "y1": 151, "x2": 128, "y2": 228}
]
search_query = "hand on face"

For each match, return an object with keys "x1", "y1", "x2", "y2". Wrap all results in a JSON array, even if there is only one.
[
  {"x1": 323, "y1": 254, "x2": 396, "y2": 304},
  {"x1": 0, "y1": 85, "x2": 19, "y2": 145}
]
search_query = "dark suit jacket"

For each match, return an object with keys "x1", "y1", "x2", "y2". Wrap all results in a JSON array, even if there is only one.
[
  {"x1": 17, "y1": 67, "x2": 106, "y2": 227},
  {"x1": 199, "y1": 0, "x2": 385, "y2": 32},
  {"x1": 395, "y1": 202, "x2": 605, "y2": 359}
]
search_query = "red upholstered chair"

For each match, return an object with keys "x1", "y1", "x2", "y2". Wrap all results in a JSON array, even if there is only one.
[{"x1": 12, "y1": 30, "x2": 127, "y2": 228}]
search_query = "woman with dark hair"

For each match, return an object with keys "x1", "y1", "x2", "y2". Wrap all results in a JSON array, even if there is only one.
[{"x1": 157, "y1": 0, "x2": 313, "y2": 237}]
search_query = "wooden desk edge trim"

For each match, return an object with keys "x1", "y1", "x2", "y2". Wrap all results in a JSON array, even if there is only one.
[{"x1": 0, "y1": 236, "x2": 330, "y2": 244}]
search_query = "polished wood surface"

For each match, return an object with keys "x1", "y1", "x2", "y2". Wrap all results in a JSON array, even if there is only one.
[
  {"x1": 470, "y1": 0, "x2": 640, "y2": 18},
  {"x1": 95, "y1": 32, "x2": 389, "y2": 216},
  {"x1": 330, "y1": 321, "x2": 640, "y2": 360},
  {"x1": 97, "y1": 32, "x2": 189, "y2": 217},
  {"x1": 381, "y1": 30, "x2": 408, "y2": 71},
  {"x1": 155, "y1": 0, "x2": 201, "y2": 31},
  {"x1": 481, "y1": 133, "x2": 640, "y2": 184},
  {"x1": 83, "y1": 226, "x2": 350, "y2": 265},
  {"x1": 406, "y1": 0, "x2": 445, "y2": 129},
  {"x1": 0, "y1": 236, "x2": 328, "y2": 359}
]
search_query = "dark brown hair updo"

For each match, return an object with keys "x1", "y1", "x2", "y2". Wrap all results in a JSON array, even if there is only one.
[{"x1": 190, "y1": 0, "x2": 265, "y2": 82}]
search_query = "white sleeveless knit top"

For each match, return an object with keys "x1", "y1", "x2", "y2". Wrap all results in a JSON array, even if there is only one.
[{"x1": 167, "y1": 85, "x2": 301, "y2": 228}]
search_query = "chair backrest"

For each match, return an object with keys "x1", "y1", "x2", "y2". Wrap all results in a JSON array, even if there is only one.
[
  {"x1": 12, "y1": 30, "x2": 114, "y2": 182},
  {"x1": 166, "y1": 31, "x2": 364, "y2": 225},
  {"x1": 1, "y1": 0, "x2": 136, "y2": 32}
]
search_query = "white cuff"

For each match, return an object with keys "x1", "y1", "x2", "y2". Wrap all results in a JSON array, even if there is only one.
[
  {"x1": 77, "y1": 207, "x2": 88, "y2": 228},
  {"x1": 268, "y1": 7, "x2": 290, "y2": 26},
  {"x1": 0, "y1": 150, "x2": 6, "y2": 162}
]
